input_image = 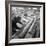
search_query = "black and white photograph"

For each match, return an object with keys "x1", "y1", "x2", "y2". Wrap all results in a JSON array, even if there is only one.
[
  {"x1": 11, "y1": 6, "x2": 40, "y2": 39},
  {"x1": 5, "y1": 1, "x2": 45, "y2": 45}
]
